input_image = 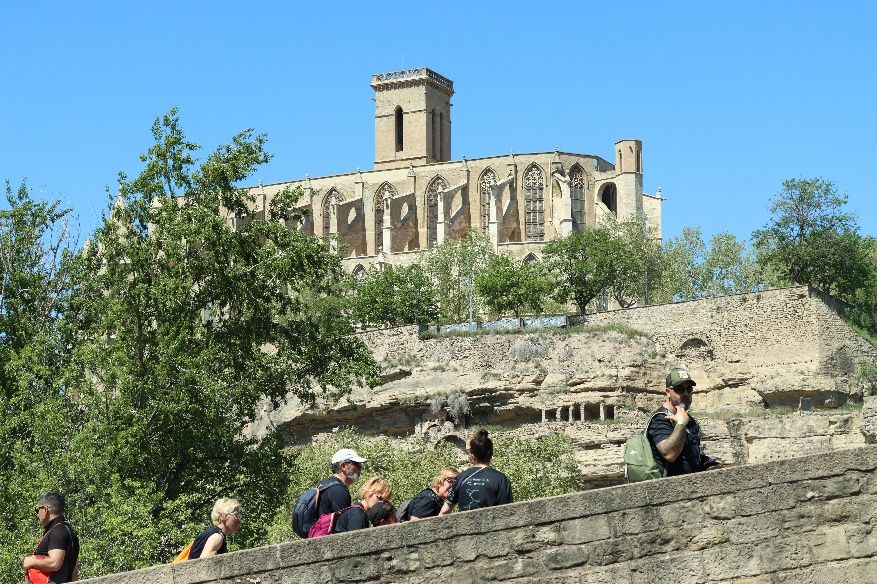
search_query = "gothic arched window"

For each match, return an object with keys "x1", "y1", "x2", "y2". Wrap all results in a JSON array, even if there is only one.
[
  {"x1": 322, "y1": 188, "x2": 344, "y2": 238},
  {"x1": 524, "y1": 165, "x2": 545, "y2": 241},
  {"x1": 426, "y1": 176, "x2": 448, "y2": 248},
  {"x1": 395, "y1": 107, "x2": 404, "y2": 152},
  {"x1": 599, "y1": 183, "x2": 617, "y2": 215},
  {"x1": 375, "y1": 183, "x2": 396, "y2": 253},
  {"x1": 479, "y1": 168, "x2": 498, "y2": 233},
  {"x1": 569, "y1": 165, "x2": 586, "y2": 231}
]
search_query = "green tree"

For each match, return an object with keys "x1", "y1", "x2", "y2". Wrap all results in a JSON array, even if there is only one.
[
  {"x1": 475, "y1": 254, "x2": 554, "y2": 318},
  {"x1": 603, "y1": 214, "x2": 664, "y2": 308},
  {"x1": 0, "y1": 182, "x2": 78, "y2": 582},
  {"x1": 60, "y1": 109, "x2": 377, "y2": 576},
  {"x1": 655, "y1": 227, "x2": 762, "y2": 302},
  {"x1": 543, "y1": 227, "x2": 621, "y2": 314},
  {"x1": 422, "y1": 229, "x2": 492, "y2": 322},
  {"x1": 753, "y1": 178, "x2": 870, "y2": 298},
  {"x1": 354, "y1": 264, "x2": 438, "y2": 326}
]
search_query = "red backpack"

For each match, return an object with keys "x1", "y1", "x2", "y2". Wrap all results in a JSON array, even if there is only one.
[{"x1": 307, "y1": 504, "x2": 363, "y2": 539}]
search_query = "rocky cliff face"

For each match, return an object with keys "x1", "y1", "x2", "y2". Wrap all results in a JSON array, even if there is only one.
[{"x1": 247, "y1": 322, "x2": 873, "y2": 486}]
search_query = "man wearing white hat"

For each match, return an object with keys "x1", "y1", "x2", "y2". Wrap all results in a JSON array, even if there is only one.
[{"x1": 316, "y1": 448, "x2": 368, "y2": 516}]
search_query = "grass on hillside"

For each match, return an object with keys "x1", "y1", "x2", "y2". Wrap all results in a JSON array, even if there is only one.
[{"x1": 420, "y1": 322, "x2": 650, "y2": 341}]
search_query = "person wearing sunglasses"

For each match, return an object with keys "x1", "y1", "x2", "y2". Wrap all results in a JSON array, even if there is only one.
[
  {"x1": 23, "y1": 491, "x2": 79, "y2": 583},
  {"x1": 647, "y1": 369, "x2": 720, "y2": 476},
  {"x1": 188, "y1": 497, "x2": 242, "y2": 559}
]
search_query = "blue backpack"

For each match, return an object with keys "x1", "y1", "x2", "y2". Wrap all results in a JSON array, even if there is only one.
[{"x1": 292, "y1": 479, "x2": 339, "y2": 538}]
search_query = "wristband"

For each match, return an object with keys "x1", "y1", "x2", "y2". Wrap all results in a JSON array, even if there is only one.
[{"x1": 676, "y1": 420, "x2": 688, "y2": 427}]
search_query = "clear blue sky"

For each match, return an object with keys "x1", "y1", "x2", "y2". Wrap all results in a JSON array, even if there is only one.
[{"x1": 2, "y1": 1, "x2": 874, "y2": 243}]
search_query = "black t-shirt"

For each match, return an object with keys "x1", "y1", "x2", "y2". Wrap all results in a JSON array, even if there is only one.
[
  {"x1": 646, "y1": 406, "x2": 705, "y2": 476},
  {"x1": 406, "y1": 488, "x2": 442, "y2": 519},
  {"x1": 189, "y1": 525, "x2": 227, "y2": 559},
  {"x1": 317, "y1": 476, "x2": 352, "y2": 516},
  {"x1": 332, "y1": 504, "x2": 369, "y2": 533},
  {"x1": 33, "y1": 516, "x2": 79, "y2": 583},
  {"x1": 446, "y1": 466, "x2": 513, "y2": 511}
]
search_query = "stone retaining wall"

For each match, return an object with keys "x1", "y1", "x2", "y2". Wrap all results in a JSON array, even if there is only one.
[{"x1": 82, "y1": 445, "x2": 877, "y2": 584}]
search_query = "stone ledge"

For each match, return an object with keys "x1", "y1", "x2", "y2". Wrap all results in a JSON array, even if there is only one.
[{"x1": 80, "y1": 444, "x2": 877, "y2": 583}]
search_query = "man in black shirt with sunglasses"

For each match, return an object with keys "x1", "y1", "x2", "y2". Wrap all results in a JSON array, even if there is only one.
[{"x1": 647, "y1": 369, "x2": 719, "y2": 476}]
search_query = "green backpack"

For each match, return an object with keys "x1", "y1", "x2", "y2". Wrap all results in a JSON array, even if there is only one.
[{"x1": 624, "y1": 411, "x2": 667, "y2": 483}]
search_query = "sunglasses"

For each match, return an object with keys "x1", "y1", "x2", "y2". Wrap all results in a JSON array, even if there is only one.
[{"x1": 673, "y1": 385, "x2": 694, "y2": 394}]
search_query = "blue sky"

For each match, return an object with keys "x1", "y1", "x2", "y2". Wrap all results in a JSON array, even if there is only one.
[{"x1": 2, "y1": 1, "x2": 874, "y2": 244}]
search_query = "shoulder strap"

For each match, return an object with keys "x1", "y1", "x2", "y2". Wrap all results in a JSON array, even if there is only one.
[
  {"x1": 314, "y1": 477, "x2": 345, "y2": 509},
  {"x1": 642, "y1": 410, "x2": 669, "y2": 436},
  {"x1": 31, "y1": 522, "x2": 64, "y2": 555},
  {"x1": 459, "y1": 466, "x2": 487, "y2": 488}
]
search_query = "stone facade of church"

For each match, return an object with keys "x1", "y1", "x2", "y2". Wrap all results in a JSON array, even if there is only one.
[{"x1": 245, "y1": 68, "x2": 663, "y2": 273}]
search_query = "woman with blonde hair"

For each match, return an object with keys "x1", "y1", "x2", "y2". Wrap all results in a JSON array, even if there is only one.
[
  {"x1": 400, "y1": 467, "x2": 459, "y2": 521},
  {"x1": 188, "y1": 497, "x2": 241, "y2": 559},
  {"x1": 332, "y1": 476, "x2": 393, "y2": 533}
]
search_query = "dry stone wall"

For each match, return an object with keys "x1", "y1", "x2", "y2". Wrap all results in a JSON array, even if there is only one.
[
  {"x1": 580, "y1": 286, "x2": 876, "y2": 374},
  {"x1": 81, "y1": 445, "x2": 877, "y2": 584}
]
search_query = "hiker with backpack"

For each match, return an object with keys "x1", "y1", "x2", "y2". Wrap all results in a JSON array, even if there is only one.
[
  {"x1": 439, "y1": 430, "x2": 512, "y2": 514},
  {"x1": 308, "y1": 476, "x2": 393, "y2": 537},
  {"x1": 646, "y1": 369, "x2": 720, "y2": 477},
  {"x1": 399, "y1": 467, "x2": 459, "y2": 521},
  {"x1": 183, "y1": 497, "x2": 241, "y2": 560},
  {"x1": 292, "y1": 448, "x2": 367, "y2": 538},
  {"x1": 23, "y1": 491, "x2": 79, "y2": 584}
]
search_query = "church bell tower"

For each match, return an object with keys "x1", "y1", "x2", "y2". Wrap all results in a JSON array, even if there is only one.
[{"x1": 372, "y1": 68, "x2": 454, "y2": 170}]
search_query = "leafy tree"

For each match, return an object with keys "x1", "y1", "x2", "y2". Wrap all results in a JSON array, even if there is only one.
[
  {"x1": 603, "y1": 214, "x2": 664, "y2": 308},
  {"x1": 354, "y1": 264, "x2": 438, "y2": 327},
  {"x1": 655, "y1": 227, "x2": 762, "y2": 302},
  {"x1": 543, "y1": 227, "x2": 621, "y2": 314},
  {"x1": 753, "y1": 178, "x2": 870, "y2": 298},
  {"x1": 475, "y1": 254, "x2": 555, "y2": 318},
  {"x1": 422, "y1": 229, "x2": 492, "y2": 322},
  {"x1": 59, "y1": 109, "x2": 377, "y2": 576},
  {"x1": 0, "y1": 182, "x2": 78, "y2": 582}
]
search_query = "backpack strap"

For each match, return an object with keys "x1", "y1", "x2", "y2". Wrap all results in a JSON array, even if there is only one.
[{"x1": 642, "y1": 409, "x2": 669, "y2": 437}]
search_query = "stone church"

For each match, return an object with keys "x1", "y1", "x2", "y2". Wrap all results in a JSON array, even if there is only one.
[{"x1": 245, "y1": 68, "x2": 663, "y2": 274}]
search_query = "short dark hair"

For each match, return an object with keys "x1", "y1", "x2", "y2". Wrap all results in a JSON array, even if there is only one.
[
  {"x1": 331, "y1": 462, "x2": 342, "y2": 474},
  {"x1": 367, "y1": 501, "x2": 396, "y2": 526},
  {"x1": 38, "y1": 491, "x2": 66, "y2": 515},
  {"x1": 469, "y1": 429, "x2": 493, "y2": 464}
]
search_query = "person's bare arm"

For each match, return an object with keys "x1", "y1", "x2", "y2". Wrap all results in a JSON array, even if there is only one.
[
  {"x1": 437, "y1": 502, "x2": 454, "y2": 516},
  {"x1": 199, "y1": 533, "x2": 225, "y2": 558},
  {"x1": 656, "y1": 405, "x2": 689, "y2": 463},
  {"x1": 22, "y1": 548, "x2": 65, "y2": 571}
]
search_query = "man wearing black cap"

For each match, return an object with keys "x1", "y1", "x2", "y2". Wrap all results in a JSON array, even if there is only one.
[{"x1": 647, "y1": 369, "x2": 719, "y2": 476}]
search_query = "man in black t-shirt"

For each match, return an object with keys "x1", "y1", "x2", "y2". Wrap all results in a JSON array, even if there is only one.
[
  {"x1": 647, "y1": 369, "x2": 719, "y2": 476},
  {"x1": 23, "y1": 491, "x2": 79, "y2": 583},
  {"x1": 317, "y1": 448, "x2": 368, "y2": 516}
]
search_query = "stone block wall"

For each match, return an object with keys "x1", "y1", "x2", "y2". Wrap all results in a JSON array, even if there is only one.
[{"x1": 81, "y1": 445, "x2": 877, "y2": 583}]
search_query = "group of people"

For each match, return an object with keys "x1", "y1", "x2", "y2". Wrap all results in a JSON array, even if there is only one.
[
  {"x1": 304, "y1": 428, "x2": 512, "y2": 536},
  {"x1": 23, "y1": 370, "x2": 717, "y2": 580}
]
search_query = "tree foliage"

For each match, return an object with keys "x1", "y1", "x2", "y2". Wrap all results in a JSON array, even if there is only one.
[
  {"x1": 0, "y1": 110, "x2": 378, "y2": 580},
  {"x1": 421, "y1": 229, "x2": 492, "y2": 322},
  {"x1": 353, "y1": 264, "x2": 438, "y2": 327},
  {"x1": 753, "y1": 178, "x2": 870, "y2": 298},
  {"x1": 0, "y1": 182, "x2": 78, "y2": 582},
  {"x1": 475, "y1": 254, "x2": 554, "y2": 318},
  {"x1": 656, "y1": 227, "x2": 761, "y2": 302},
  {"x1": 603, "y1": 214, "x2": 664, "y2": 308},
  {"x1": 543, "y1": 227, "x2": 621, "y2": 314}
]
